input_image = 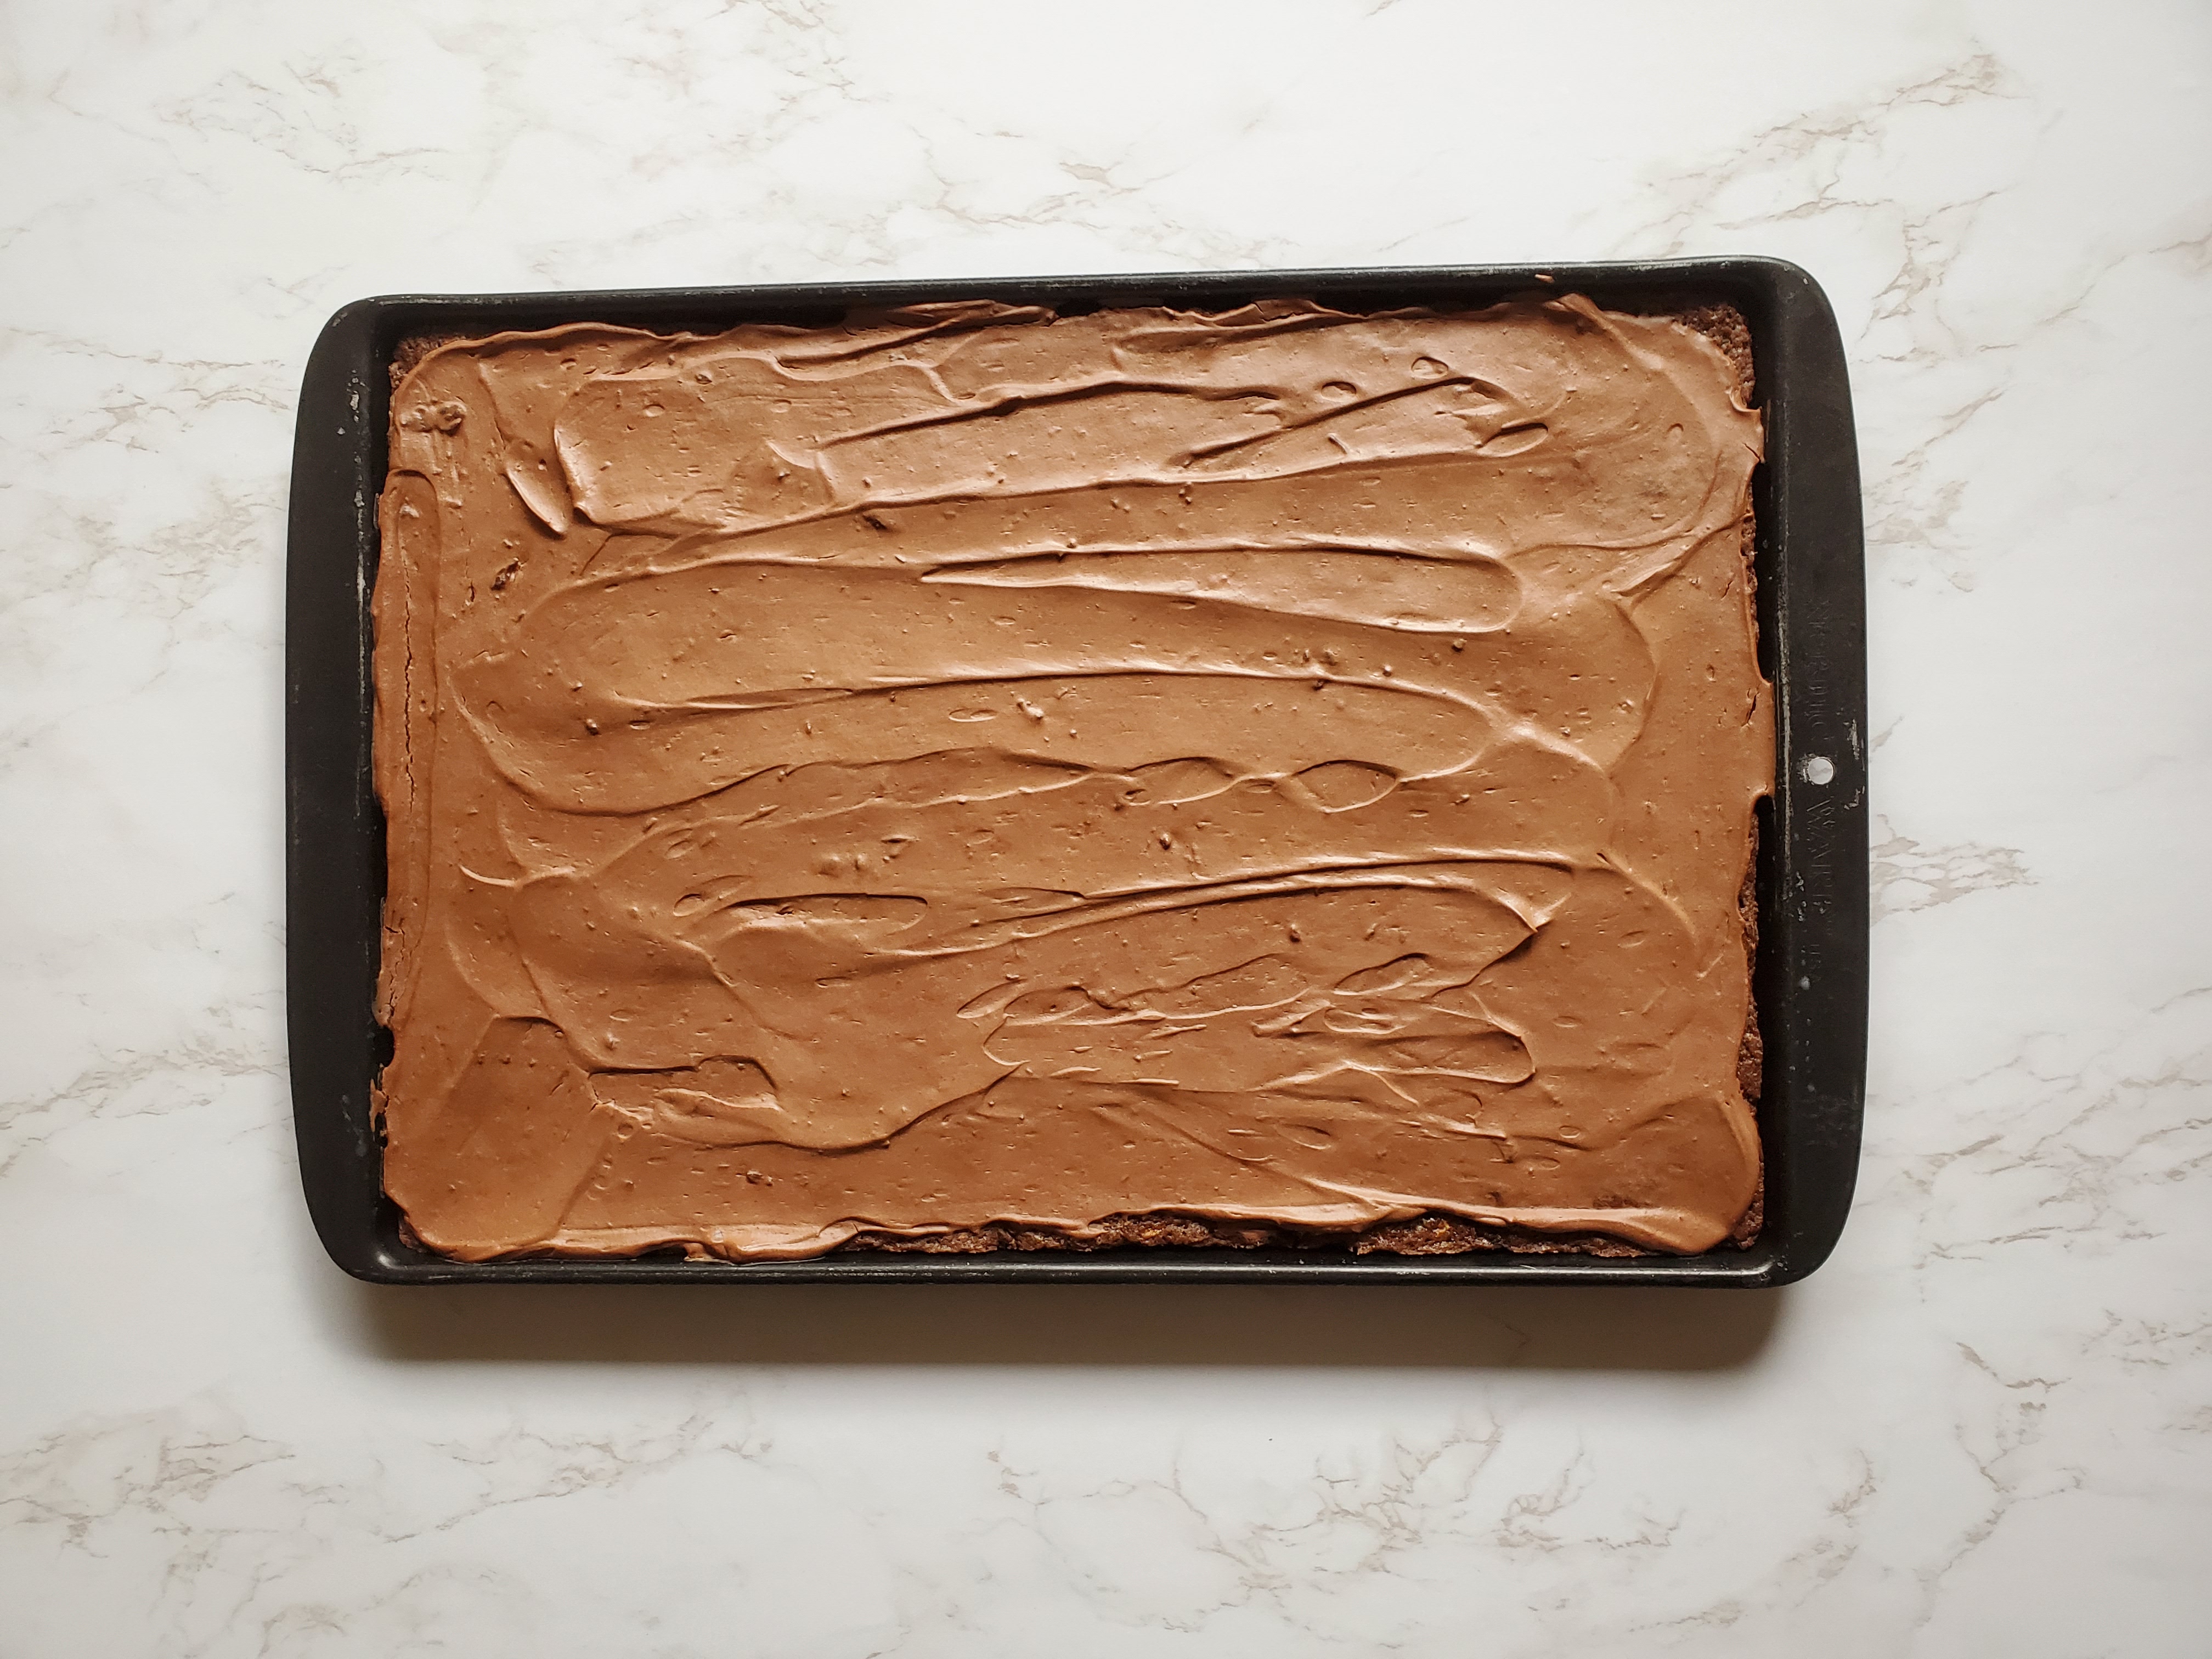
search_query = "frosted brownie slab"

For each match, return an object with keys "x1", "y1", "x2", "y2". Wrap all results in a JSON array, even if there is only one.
[{"x1": 373, "y1": 295, "x2": 1770, "y2": 1261}]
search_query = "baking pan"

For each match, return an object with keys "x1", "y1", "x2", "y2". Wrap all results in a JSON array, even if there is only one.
[{"x1": 286, "y1": 259, "x2": 1866, "y2": 1286}]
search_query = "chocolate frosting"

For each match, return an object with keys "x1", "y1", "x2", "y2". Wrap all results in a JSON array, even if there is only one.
[{"x1": 373, "y1": 295, "x2": 1770, "y2": 1260}]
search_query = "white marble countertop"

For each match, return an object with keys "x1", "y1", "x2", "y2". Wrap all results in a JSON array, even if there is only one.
[{"x1": 4, "y1": 2, "x2": 2208, "y2": 1652}]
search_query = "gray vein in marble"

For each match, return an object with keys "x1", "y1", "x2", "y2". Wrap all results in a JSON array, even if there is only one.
[{"x1": 1872, "y1": 826, "x2": 2033, "y2": 921}]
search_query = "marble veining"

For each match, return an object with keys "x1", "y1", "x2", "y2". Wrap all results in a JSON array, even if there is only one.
[{"x1": 2, "y1": 1, "x2": 2208, "y2": 1654}]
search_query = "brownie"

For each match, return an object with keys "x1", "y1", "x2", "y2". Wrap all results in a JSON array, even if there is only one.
[{"x1": 372, "y1": 294, "x2": 1772, "y2": 1262}]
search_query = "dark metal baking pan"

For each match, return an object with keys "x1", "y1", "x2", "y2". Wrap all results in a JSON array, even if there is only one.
[{"x1": 286, "y1": 259, "x2": 1866, "y2": 1286}]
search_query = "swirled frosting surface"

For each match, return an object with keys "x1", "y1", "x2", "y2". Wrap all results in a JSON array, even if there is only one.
[{"x1": 373, "y1": 295, "x2": 1770, "y2": 1260}]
